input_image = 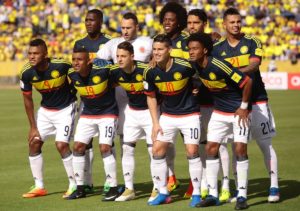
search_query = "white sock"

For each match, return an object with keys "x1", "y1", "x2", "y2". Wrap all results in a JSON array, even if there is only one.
[
  {"x1": 147, "y1": 146, "x2": 157, "y2": 189},
  {"x1": 256, "y1": 137, "x2": 278, "y2": 188},
  {"x1": 188, "y1": 156, "x2": 202, "y2": 195},
  {"x1": 219, "y1": 144, "x2": 230, "y2": 190},
  {"x1": 152, "y1": 157, "x2": 168, "y2": 194},
  {"x1": 122, "y1": 144, "x2": 135, "y2": 190},
  {"x1": 103, "y1": 154, "x2": 117, "y2": 187},
  {"x1": 206, "y1": 159, "x2": 219, "y2": 198},
  {"x1": 199, "y1": 144, "x2": 208, "y2": 191},
  {"x1": 166, "y1": 144, "x2": 175, "y2": 177},
  {"x1": 84, "y1": 148, "x2": 93, "y2": 186},
  {"x1": 29, "y1": 153, "x2": 44, "y2": 188},
  {"x1": 72, "y1": 155, "x2": 85, "y2": 186},
  {"x1": 62, "y1": 154, "x2": 76, "y2": 188},
  {"x1": 232, "y1": 144, "x2": 238, "y2": 190},
  {"x1": 236, "y1": 159, "x2": 249, "y2": 198}
]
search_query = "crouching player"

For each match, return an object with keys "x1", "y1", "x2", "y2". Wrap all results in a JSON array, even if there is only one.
[{"x1": 67, "y1": 48, "x2": 119, "y2": 201}]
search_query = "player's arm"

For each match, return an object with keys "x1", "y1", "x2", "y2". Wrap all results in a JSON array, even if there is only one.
[{"x1": 96, "y1": 40, "x2": 113, "y2": 60}]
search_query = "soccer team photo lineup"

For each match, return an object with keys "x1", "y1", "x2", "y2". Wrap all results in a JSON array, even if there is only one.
[{"x1": 7, "y1": 0, "x2": 299, "y2": 210}]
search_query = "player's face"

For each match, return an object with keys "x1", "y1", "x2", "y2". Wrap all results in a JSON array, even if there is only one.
[
  {"x1": 163, "y1": 12, "x2": 178, "y2": 34},
  {"x1": 72, "y1": 52, "x2": 90, "y2": 73},
  {"x1": 117, "y1": 49, "x2": 134, "y2": 69},
  {"x1": 85, "y1": 13, "x2": 101, "y2": 34},
  {"x1": 121, "y1": 19, "x2": 138, "y2": 41},
  {"x1": 223, "y1": 14, "x2": 242, "y2": 35},
  {"x1": 28, "y1": 46, "x2": 47, "y2": 66},
  {"x1": 188, "y1": 41, "x2": 207, "y2": 62},
  {"x1": 187, "y1": 15, "x2": 206, "y2": 34},
  {"x1": 153, "y1": 42, "x2": 171, "y2": 63}
]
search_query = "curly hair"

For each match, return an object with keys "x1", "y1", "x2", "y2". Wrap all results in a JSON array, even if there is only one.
[{"x1": 159, "y1": 2, "x2": 187, "y2": 32}]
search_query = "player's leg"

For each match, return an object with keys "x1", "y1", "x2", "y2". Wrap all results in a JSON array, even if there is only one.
[
  {"x1": 219, "y1": 143, "x2": 231, "y2": 202},
  {"x1": 166, "y1": 143, "x2": 180, "y2": 192}
]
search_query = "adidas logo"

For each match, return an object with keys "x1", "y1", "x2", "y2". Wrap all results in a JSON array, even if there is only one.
[
  {"x1": 193, "y1": 177, "x2": 199, "y2": 182},
  {"x1": 221, "y1": 51, "x2": 227, "y2": 56},
  {"x1": 33, "y1": 76, "x2": 38, "y2": 81},
  {"x1": 223, "y1": 176, "x2": 229, "y2": 180},
  {"x1": 75, "y1": 81, "x2": 80, "y2": 85},
  {"x1": 106, "y1": 174, "x2": 112, "y2": 179},
  {"x1": 239, "y1": 186, "x2": 246, "y2": 190},
  {"x1": 153, "y1": 176, "x2": 160, "y2": 181},
  {"x1": 75, "y1": 173, "x2": 79, "y2": 177},
  {"x1": 124, "y1": 172, "x2": 130, "y2": 176},
  {"x1": 119, "y1": 77, "x2": 125, "y2": 81},
  {"x1": 155, "y1": 76, "x2": 161, "y2": 80}
]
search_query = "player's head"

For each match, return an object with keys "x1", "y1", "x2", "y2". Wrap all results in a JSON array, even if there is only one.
[
  {"x1": 187, "y1": 9, "x2": 207, "y2": 34},
  {"x1": 223, "y1": 7, "x2": 242, "y2": 36},
  {"x1": 28, "y1": 38, "x2": 48, "y2": 66},
  {"x1": 121, "y1": 12, "x2": 138, "y2": 41},
  {"x1": 159, "y1": 2, "x2": 187, "y2": 35},
  {"x1": 117, "y1": 41, "x2": 134, "y2": 70},
  {"x1": 85, "y1": 9, "x2": 103, "y2": 35},
  {"x1": 187, "y1": 33, "x2": 213, "y2": 61},
  {"x1": 72, "y1": 47, "x2": 91, "y2": 73},
  {"x1": 153, "y1": 34, "x2": 172, "y2": 63}
]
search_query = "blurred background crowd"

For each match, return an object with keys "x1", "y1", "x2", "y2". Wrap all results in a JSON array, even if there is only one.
[{"x1": 0, "y1": 0, "x2": 299, "y2": 63}]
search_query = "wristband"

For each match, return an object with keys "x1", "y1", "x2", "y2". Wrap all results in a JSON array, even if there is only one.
[{"x1": 240, "y1": 102, "x2": 248, "y2": 109}]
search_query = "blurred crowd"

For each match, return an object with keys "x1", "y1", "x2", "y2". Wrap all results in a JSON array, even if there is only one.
[{"x1": 0, "y1": 0, "x2": 299, "y2": 62}]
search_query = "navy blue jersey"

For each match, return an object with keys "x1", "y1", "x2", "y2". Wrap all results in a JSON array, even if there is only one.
[
  {"x1": 19, "y1": 59, "x2": 77, "y2": 110},
  {"x1": 68, "y1": 63, "x2": 118, "y2": 116},
  {"x1": 170, "y1": 32, "x2": 189, "y2": 60},
  {"x1": 110, "y1": 61, "x2": 148, "y2": 110},
  {"x1": 212, "y1": 35, "x2": 267, "y2": 103},
  {"x1": 144, "y1": 58, "x2": 198, "y2": 115},
  {"x1": 192, "y1": 57, "x2": 251, "y2": 113}
]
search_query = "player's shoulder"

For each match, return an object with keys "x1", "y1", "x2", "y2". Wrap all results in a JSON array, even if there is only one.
[
  {"x1": 244, "y1": 34, "x2": 262, "y2": 46},
  {"x1": 174, "y1": 57, "x2": 192, "y2": 68},
  {"x1": 103, "y1": 33, "x2": 112, "y2": 40},
  {"x1": 109, "y1": 64, "x2": 120, "y2": 71},
  {"x1": 211, "y1": 57, "x2": 232, "y2": 74},
  {"x1": 136, "y1": 61, "x2": 148, "y2": 69},
  {"x1": 181, "y1": 31, "x2": 189, "y2": 40},
  {"x1": 213, "y1": 37, "x2": 226, "y2": 47},
  {"x1": 92, "y1": 62, "x2": 110, "y2": 71},
  {"x1": 19, "y1": 62, "x2": 33, "y2": 78},
  {"x1": 51, "y1": 58, "x2": 72, "y2": 66},
  {"x1": 75, "y1": 35, "x2": 87, "y2": 44},
  {"x1": 136, "y1": 36, "x2": 152, "y2": 42},
  {"x1": 68, "y1": 67, "x2": 76, "y2": 75}
]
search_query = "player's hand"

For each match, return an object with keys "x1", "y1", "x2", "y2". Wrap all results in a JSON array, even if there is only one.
[
  {"x1": 28, "y1": 127, "x2": 41, "y2": 143},
  {"x1": 234, "y1": 108, "x2": 250, "y2": 128},
  {"x1": 192, "y1": 88, "x2": 199, "y2": 96},
  {"x1": 152, "y1": 123, "x2": 163, "y2": 142}
]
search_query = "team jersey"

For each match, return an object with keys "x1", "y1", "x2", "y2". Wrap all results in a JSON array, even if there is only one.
[
  {"x1": 74, "y1": 33, "x2": 111, "y2": 58},
  {"x1": 212, "y1": 35, "x2": 268, "y2": 103},
  {"x1": 110, "y1": 61, "x2": 148, "y2": 110},
  {"x1": 68, "y1": 63, "x2": 118, "y2": 116},
  {"x1": 144, "y1": 57, "x2": 198, "y2": 115},
  {"x1": 19, "y1": 59, "x2": 76, "y2": 110},
  {"x1": 96, "y1": 36, "x2": 153, "y2": 63},
  {"x1": 191, "y1": 57, "x2": 251, "y2": 113},
  {"x1": 170, "y1": 32, "x2": 189, "y2": 60}
]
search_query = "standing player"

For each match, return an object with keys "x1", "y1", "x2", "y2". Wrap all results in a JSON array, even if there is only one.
[
  {"x1": 73, "y1": 9, "x2": 111, "y2": 192},
  {"x1": 20, "y1": 39, "x2": 77, "y2": 199},
  {"x1": 187, "y1": 33, "x2": 253, "y2": 210},
  {"x1": 110, "y1": 42, "x2": 154, "y2": 202},
  {"x1": 184, "y1": 9, "x2": 231, "y2": 203},
  {"x1": 213, "y1": 8, "x2": 279, "y2": 203},
  {"x1": 144, "y1": 34, "x2": 202, "y2": 207},
  {"x1": 67, "y1": 48, "x2": 119, "y2": 201}
]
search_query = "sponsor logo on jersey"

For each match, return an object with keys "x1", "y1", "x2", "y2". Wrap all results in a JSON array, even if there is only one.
[
  {"x1": 51, "y1": 70, "x2": 60, "y2": 79},
  {"x1": 209, "y1": 72, "x2": 217, "y2": 80},
  {"x1": 92, "y1": 76, "x2": 101, "y2": 84},
  {"x1": 174, "y1": 72, "x2": 182, "y2": 80},
  {"x1": 136, "y1": 74, "x2": 143, "y2": 82},
  {"x1": 240, "y1": 46, "x2": 248, "y2": 54}
]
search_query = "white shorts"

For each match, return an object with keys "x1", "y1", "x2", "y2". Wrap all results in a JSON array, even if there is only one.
[
  {"x1": 200, "y1": 106, "x2": 213, "y2": 143},
  {"x1": 37, "y1": 102, "x2": 76, "y2": 143},
  {"x1": 123, "y1": 106, "x2": 152, "y2": 145},
  {"x1": 115, "y1": 86, "x2": 129, "y2": 135},
  {"x1": 157, "y1": 113, "x2": 201, "y2": 145},
  {"x1": 250, "y1": 102, "x2": 276, "y2": 140},
  {"x1": 74, "y1": 116, "x2": 117, "y2": 145},
  {"x1": 207, "y1": 111, "x2": 251, "y2": 144}
]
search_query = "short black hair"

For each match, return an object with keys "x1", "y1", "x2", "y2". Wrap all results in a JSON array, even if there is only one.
[
  {"x1": 73, "y1": 47, "x2": 89, "y2": 54},
  {"x1": 87, "y1": 9, "x2": 103, "y2": 22},
  {"x1": 29, "y1": 38, "x2": 47, "y2": 51},
  {"x1": 153, "y1": 34, "x2": 172, "y2": 47},
  {"x1": 123, "y1": 12, "x2": 138, "y2": 25},
  {"x1": 159, "y1": 2, "x2": 187, "y2": 32},
  {"x1": 188, "y1": 9, "x2": 207, "y2": 23},
  {"x1": 187, "y1": 33, "x2": 213, "y2": 56},
  {"x1": 223, "y1": 7, "x2": 240, "y2": 19},
  {"x1": 117, "y1": 41, "x2": 134, "y2": 54}
]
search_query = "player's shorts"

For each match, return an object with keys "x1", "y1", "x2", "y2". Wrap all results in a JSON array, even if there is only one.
[
  {"x1": 200, "y1": 105, "x2": 213, "y2": 143},
  {"x1": 250, "y1": 102, "x2": 276, "y2": 140},
  {"x1": 157, "y1": 113, "x2": 201, "y2": 145},
  {"x1": 207, "y1": 111, "x2": 251, "y2": 144},
  {"x1": 115, "y1": 87, "x2": 129, "y2": 135},
  {"x1": 74, "y1": 116, "x2": 117, "y2": 145},
  {"x1": 37, "y1": 102, "x2": 76, "y2": 143},
  {"x1": 123, "y1": 106, "x2": 152, "y2": 145}
]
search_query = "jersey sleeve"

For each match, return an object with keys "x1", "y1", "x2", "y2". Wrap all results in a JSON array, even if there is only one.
[
  {"x1": 19, "y1": 66, "x2": 32, "y2": 94},
  {"x1": 96, "y1": 40, "x2": 113, "y2": 60},
  {"x1": 143, "y1": 68, "x2": 156, "y2": 96},
  {"x1": 249, "y1": 36, "x2": 263, "y2": 62}
]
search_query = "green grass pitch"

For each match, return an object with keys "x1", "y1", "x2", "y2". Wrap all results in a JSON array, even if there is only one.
[{"x1": 0, "y1": 89, "x2": 299, "y2": 211}]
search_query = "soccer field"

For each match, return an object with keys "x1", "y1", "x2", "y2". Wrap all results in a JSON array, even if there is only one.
[{"x1": 0, "y1": 89, "x2": 299, "y2": 211}]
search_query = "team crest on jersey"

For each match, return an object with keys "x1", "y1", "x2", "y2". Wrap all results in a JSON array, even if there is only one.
[
  {"x1": 176, "y1": 41, "x2": 182, "y2": 48},
  {"x1": 240, "y1": 46, "x2": 248, "y2": 54},
  {"x1": 135, "y1": 74, "x2": 143, "y2": 82},
  {"x1": 51, "y1": 70, "x2": 60, "y2": 78},
  {"x1": 139, "y1": 46, "x2": 145, "y2": 53},
  {"x1": 92, "y1": 76, "x2": 101, "y2": 84},
  {"x1": 173, "y1": 72, "x2": 182, "y2": 80},
  {"x1": 209, "y1": 72, "x2": 217, "y2": 80}
]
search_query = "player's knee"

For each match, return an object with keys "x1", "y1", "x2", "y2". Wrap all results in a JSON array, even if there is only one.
[
  {"x1": 234, "y1": 143, "x2": 247, "y2": 157},
  {"x1": 100, "y1": 144, "x2": 111, "y2": 155},
  {"x1": 205, "y1": 142, "x2": 219, "y2": 156},
  {"x1": 73, "y1": 142, "x2": 86, "y2": 155},
  {"x1": 186, "y1": 145, "x2": 199, "y2": 157},
  {"x1": 122, "y1": 143, "x2": 135, "y2": 155}
]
